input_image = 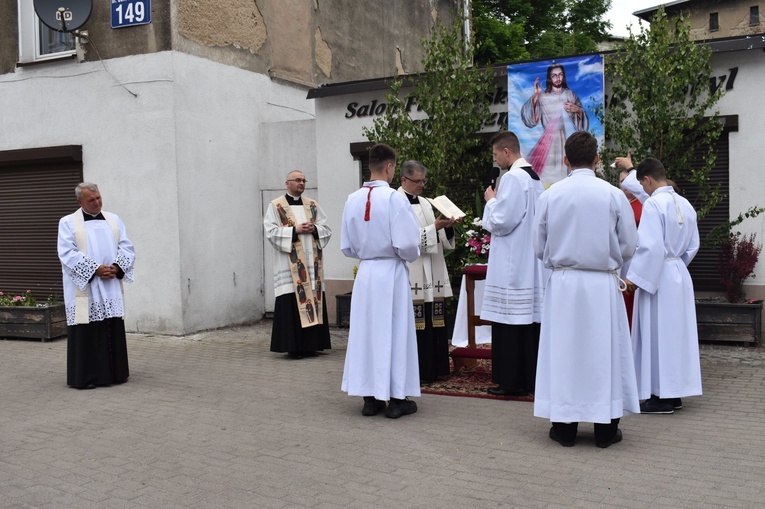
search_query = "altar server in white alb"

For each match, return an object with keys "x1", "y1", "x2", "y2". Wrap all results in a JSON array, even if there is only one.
[
  {"x1": 57, "y1": 183, "x2": 135, "y2": 390},
  {"x1": 264, "y1": 170, "x2": 332, "y2": 359},
  {"x1": 481, "y1": 130, "x2": 547, "y2": 397},
  {"x1": 340, "y1": 143, "x2": 421, "y2": 419},
  {"x1": 397, "y1": 160, "x2": 456, "y2": 382},
  {"x1": 625, "y1": 158, "x2": 702, "y2": 415},
  {"x1": 533, "y1": 132, "x2": 639, "y2": 448}
]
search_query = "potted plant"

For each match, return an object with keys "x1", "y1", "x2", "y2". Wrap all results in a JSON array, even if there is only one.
[
  {"x1": 696, "y1": 207, "x2": 764, "y2": 344},
  {"x1": 0, "y1": 290, "x2": 66, "y2": 342}
]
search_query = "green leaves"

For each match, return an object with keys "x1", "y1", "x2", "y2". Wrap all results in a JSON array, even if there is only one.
[{"x1": 601, "y1": 6, "x2": 725, "y2": 219}]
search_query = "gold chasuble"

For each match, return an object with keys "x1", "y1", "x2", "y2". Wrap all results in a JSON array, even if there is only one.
[{"x1": 271, "y1": 195, "x2": 324, "y2": 328}]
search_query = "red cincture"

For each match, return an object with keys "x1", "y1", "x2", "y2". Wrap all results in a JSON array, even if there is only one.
[{"x1": 363, "y1": 186, "x2": 374, "y2": 221}]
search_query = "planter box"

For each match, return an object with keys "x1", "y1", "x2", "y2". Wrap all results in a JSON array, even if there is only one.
[
  {"x1": 0, "y1": 304, "x2": 66, "y2": 342},
  {"x1": 696, "y1": 300, "x2": 763, "y2": 345},
  {"x1": 336, "y1": 292, "x2": 352, "y2": 327}
]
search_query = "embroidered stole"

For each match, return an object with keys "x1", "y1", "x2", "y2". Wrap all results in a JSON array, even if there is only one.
[
  {"x1": 272, "y1": 196, "x2": 324, "y2": 328},
  {"x1": 72, "y1": 208, "x2": 121, "y2": 325},
  {"x1": 402, "y1": 192, "x2": 446, "y2": 331}
]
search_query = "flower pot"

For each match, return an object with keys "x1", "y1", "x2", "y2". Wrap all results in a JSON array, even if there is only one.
[
  {"x1": 0, "y1": 304, "x2": 66, "y2": 342},
  {"x1": 695, "y1": 300, "x2": 763, "y2": 345}
]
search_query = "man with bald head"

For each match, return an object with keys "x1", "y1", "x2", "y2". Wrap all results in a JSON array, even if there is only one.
[{"x1": 264, "y1": 170, "x2": 332, "y2": 359}]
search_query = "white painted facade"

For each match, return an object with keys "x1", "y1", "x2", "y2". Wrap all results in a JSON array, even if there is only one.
[
  {"x1": 0, "y1": 51, "x2": 316, "y2": 335},
  {"x1": 712, "y1": 49, "x2": 765, "y2": 292}
]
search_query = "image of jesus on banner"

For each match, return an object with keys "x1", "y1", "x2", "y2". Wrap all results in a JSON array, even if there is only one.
[{"x1": 508, "y1": 54, "x2": 604, "y2": 188}]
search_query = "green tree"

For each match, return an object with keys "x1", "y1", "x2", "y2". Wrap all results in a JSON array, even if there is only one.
[
  {"x1": 601, "y1": 7, "x2": 725, "y2": 219},
  {"x1": 362, "y1": 16, "x2": 496, "y2": 282},
  {"x1": 363, "y1": 16, "x2": 495, "y2": 211},
  {"x1": 473, "y1": 0, "x2": 612, "y2": 65}
]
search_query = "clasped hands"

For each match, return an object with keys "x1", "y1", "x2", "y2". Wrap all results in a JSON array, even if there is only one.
[
  {"x1": 96, "y1": 264, "x2": 118, "y2": 279},
  {"x1": 296, "y1": 222, "x2": 315, "y2": 234}
]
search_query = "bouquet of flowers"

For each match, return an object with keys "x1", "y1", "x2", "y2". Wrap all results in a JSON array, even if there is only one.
[{"x1": 457, "y1": 218, "x2": 491, "y2": 267}]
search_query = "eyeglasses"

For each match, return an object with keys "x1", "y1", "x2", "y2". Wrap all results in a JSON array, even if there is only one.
[
  {"x1": 288, "y1": 178, "x2": 307, "y2": 183},
  {"x1": 403, "y1": 176, "x2": 427, "y2": 185}
]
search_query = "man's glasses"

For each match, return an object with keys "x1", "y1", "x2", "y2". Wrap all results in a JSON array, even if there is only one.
[
  {"x1": 403, "y1": 176, "x2": 427, "y2": 185},
  {"x1": 288, "y1": 178, "x2": 307, "y2": 183}
]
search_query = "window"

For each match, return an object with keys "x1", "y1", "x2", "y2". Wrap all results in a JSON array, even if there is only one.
[
  {"x1": 18, "y1": 0, "x2": 76, "y2": 63},
  {"x1": 709, "y1": 12, "x2": 720, "y2": 31},
  {"x1": 751, "y1": 6, "x2": 760, "y2": 26}
]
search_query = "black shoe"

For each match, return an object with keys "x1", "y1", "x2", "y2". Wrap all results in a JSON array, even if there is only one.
[
  {"x1": 487, "y1": 386, "x2": 528, "y2": 397},
  {"x1": 671, "y1": 398, "x2": 682, "y2": 410},
  {"x1": 549, "y1": 427, "x2": 575, "y2": 447},
  {"x1": 385, "y1": 398, "x2": 417, "y2": 419},
  {"x1": 596, "y1": 428, "x2": 623, "y2": 449},
  {"x1": 287, "y1": 352, "x2": 304, "y2": 359},
  {"x1": 361, "y1": 397, "x2": 386, "y2": 416},
  {"x1": 640, "y1": 397, "x2": 674, "y2": 414}
]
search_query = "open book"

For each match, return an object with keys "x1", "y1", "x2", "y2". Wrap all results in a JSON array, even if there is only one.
[{"x1": 426, "y1": 195, "x2": 466, "y2": 221}]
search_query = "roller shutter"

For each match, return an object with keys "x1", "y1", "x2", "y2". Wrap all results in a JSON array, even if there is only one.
[{"x1": 0, "y1": 146, "x2": 83, "y2": 301}]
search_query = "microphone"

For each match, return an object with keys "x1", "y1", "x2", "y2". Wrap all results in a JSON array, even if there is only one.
[{"x1": 489, "y1": 165, "x2": 500, "y2": 190}]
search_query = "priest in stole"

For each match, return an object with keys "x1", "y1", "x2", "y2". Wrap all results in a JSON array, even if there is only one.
[
  {"x1": 57, "y1": 183, "x2": 136, "y2": 389},
  {"x1": 397, "y1": 160, "x2": 456, "y2": 382},
  {"x1": 264, "y1": 170, "x2": 332, "y2": 359}
]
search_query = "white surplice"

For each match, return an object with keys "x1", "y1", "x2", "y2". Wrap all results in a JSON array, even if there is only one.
[
  {"x1": 481, "y1": 157, "x2": 548, "y2": 325},
  {"x1": 340, "y1": 181, "x2": 421, "y2": 400},
  {"x1": 627, "y1": 186, "x2": 702, "y2": 400},
  {"x1": 396, "y1": 188, "x2": 454, "y2": 302},
  {"x1": 58, "y1": 210, "x2": 135, "y2": 326},
  {"x1": 533, "y1": 169, "x2": 640, "y2": 423},
  {"x1": 263, "y1": 195, "x2": 332, "y2": 298}
]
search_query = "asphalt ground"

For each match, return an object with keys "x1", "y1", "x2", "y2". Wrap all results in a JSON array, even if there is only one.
[{"x1": 2, "y1": 321, "x2": 764, "y2": 508}]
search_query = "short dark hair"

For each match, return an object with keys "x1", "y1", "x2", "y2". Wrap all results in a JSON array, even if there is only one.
[
  {"x1": 490, "y1": 131, "x2": 520, "y2": 154},
  {"x1": 369, "y1": 143, "x2": 397, "y2": 172},
  {"x1": 636, "y1": 157, "x2": 666, "y2": 181},
  {"x1": 564, "y1": 131, "x2": 598, "y2": 168}
]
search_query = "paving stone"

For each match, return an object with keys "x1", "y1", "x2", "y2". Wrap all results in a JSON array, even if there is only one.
[{"x1": 2, "y1": 325, "x2": 765, "y2": 508}]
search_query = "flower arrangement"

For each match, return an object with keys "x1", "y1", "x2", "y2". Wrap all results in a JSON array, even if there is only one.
[
  {"x1": 0, "y1": 290, "x2": 37, "y2": 307},
  {"x1": 457, "y1": 218, "x2": 491, "y2": 267}
]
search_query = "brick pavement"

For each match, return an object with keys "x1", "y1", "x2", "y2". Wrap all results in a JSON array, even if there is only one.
[{"x1": 2, "y1": 322, "x2": 765, "y2": 508}]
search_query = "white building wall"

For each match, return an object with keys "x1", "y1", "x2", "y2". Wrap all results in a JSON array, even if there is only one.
[
  {"x1": 0, "y1": 51, "x2": 316, "y2": 334},
  {"x1": 711, "y1": 49, "x2": 765, "y2": 288}
]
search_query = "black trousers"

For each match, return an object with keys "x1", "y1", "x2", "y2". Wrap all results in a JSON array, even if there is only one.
[
  {"x1": 552, "y1": 418, "x2": 620, "y2": 444},
  {"x1": 491, "y1": 322, "x2": 540, "y2": 391}
]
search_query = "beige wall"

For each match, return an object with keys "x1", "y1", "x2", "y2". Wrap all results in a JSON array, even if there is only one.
[
  {"x1": 2, "y1": 0, "x2": 461, "y2": 84},
  {"x1": 662, "y1": 0, "x2": 764, "y2": 40}
]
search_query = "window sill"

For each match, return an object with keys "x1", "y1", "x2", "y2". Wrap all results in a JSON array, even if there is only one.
[{"x1": 16, "y1": 54, "x2": 77, "y2": 68}]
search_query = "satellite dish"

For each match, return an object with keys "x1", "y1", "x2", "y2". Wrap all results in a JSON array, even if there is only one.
[{"x1": 34, "y1": 0, "x2": 92, "y2": 32}]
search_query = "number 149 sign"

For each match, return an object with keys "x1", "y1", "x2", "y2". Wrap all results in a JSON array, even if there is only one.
[{"x1": 111, "y1": 0, "x2": 151, "y2": 28}]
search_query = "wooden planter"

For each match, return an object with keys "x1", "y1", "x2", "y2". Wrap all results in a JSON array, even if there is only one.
[
  {"x1": 696, "y1": 300, "x2": 763, "y2": 345},
  {"x1": 0, "y1": 304, "x2": 66, "y2": 342}
]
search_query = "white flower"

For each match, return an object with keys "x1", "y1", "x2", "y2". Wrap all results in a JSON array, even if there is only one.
[{"x1": 472, "y1": 218, "x2": 482, "y2": 227}]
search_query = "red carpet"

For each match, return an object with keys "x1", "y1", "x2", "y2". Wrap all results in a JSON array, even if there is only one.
[{"x1": 420, "y1": 350, "x2": 534, "y2": 402}]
